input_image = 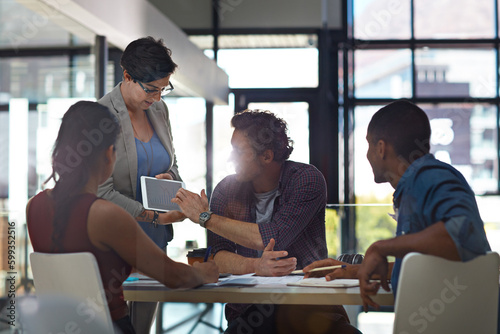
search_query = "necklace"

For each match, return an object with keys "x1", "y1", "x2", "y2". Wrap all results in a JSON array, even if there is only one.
[{"x1": 131, "y1": 112, "x2": 154, "y2": 176}]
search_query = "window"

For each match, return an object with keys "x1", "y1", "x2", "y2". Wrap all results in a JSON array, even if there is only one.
[
  {"x1": 217, "y1": 48, "x2": 318, "y2": 89},
  {"x1": 354, "y1": 0, "x2": 411, "y2": 40},
  {"x1": 163, "y1": 97, "x2": 208, "y2": 263},
  {"x1": 354, "y1": 49, "x2": 412, "y2": 98},
  {"x1": 248, "y1": 102, "x2": 310, "y2": 164},
  {"x1": 415, "y1": 49, "x2": 496, "y2": 98},
  {"x1": 348, "y1": 0, "x2": 500, "y2": 255}
]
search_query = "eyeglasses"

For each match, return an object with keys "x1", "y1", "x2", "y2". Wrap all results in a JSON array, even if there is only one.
[{"x1": 134, "y1": 79, "x2": 174, "y2": 96}]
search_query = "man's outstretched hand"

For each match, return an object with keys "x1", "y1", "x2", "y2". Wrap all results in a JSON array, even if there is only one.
[{"x1": 254, "y1": 238, "x2": 297, "y2": 277}]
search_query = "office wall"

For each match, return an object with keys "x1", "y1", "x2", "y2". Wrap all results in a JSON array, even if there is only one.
[
  {"x1": 17, "y1": 0, "x2": 229, "y2": 103},
  {"x1": 149, "y1": 0, "x2": 343, "y2": 30}
]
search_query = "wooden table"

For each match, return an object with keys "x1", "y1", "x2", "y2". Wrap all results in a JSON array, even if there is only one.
[
  {"x1": 123, "y1": 280, "x2": 394, "y2": 306},
  {"x1": 123, "y1": 278, "x2": 394, "y2": 333}
]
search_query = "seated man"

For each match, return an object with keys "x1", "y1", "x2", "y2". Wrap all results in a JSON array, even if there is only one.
[
  {"x1": 304, "y1": 100, "x2": 491, "y2": 312},
  {"x1": 174, "y1": 110, "x2": 360, "y2": 333}
]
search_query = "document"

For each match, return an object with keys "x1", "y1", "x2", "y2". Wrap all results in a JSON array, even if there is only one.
[
  {"x1": 206, "y1": 273, "x2": 258, "y2": 287},
  {"x1": 204, "y1": 274, "x2": 303, "y2": 287}
]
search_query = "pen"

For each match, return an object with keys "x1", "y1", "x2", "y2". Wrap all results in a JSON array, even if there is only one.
[
  {"x1": 125, "y1": 276, "x2": 139, "y2": 282},
  {"x1": 203, "y1": 246, "x2": 212, "y2": 262},
  {"x1": 291, "y1": 264, "x2": 346, "y2": 275}
]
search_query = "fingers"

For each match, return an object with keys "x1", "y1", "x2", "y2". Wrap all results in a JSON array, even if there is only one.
[
  {"x1": 360, "y1": 282, "x2": 381, "y2": 312},
  {"x1": 380, "y1": 276, "x2": 390, "y2": 292},
  {"x1": 324, "y1": 264, "x2": 358, "y2": 281},
  {"x1": 362, "y1": 295, "x2": 380, "y2": 312},
  {"x1": 271, "y1": 265, "x2": 296, "y2": 276},
  {"x1": 268, "y1": 258, "x2": 297, "y2": 276},
  {"x1": 193, "y1": 261, "x2": 219, "y2": 283},
  {"x1": 325, "y1": 269, "x2": 347, "y2": 281},
  {"x1": 155, "y1": 173, "x2": 173, "y2": 180},
  {"x1": 303, "y1": 258, "x2": 340, "y2": 278},
  {"x1": 264, "y1": 238, "x2": 276, "y2": 252},
  {"x1": 175, "y1": 188, "x2": 208, "y2": 205},
  {"x1": 201, "y1": 189, "x2": 208, "y2": 201},
  {"x1": 175, "y1": 188, "x2": 190, "y2": 198},
  {"x1": 303, "y1": 258, "x2": 337, "y2": 272}
]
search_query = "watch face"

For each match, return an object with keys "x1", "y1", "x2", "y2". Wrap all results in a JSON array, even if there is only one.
[{"x1": 200, "y1": 212, "x2": 210, "y2": 221}]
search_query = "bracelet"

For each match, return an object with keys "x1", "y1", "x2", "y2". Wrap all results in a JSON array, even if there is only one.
[{"x1": 151, "y1": 210, "x2": 159, "y2": 228}]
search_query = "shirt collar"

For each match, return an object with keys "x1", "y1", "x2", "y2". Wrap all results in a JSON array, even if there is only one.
[{"x1": 393, "y1": 153, "x2": 434, "y2": 206}]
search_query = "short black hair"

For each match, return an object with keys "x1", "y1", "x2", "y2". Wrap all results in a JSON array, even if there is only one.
[
  {"x1": 120, "y1": 36, "x2": 177, "y2": 83},
  {"x1": 368, "y1": 100, "x2": 431, "y2": 163},
  {"x1": 231, "y1": 109, "x2": 293, "y2": 163}
]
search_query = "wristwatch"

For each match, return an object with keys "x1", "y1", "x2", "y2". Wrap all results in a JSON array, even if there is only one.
[
  {"x1": 199, "y1": 211, "x2": 213, "y2": 228},
  {"x1": 151, "y1": 210, "x2": 159, "y2": 228}
]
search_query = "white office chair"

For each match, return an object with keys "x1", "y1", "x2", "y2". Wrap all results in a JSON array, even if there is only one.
[
  {"x1": 30, "y1": 252, "x2": 115, "y2": 333},
  {"x1": 17, "y1": 295, "x2": 113, "y2": 333},
  {"x1": 393, "y1": 252, "x2": 499, "y2": 334}
]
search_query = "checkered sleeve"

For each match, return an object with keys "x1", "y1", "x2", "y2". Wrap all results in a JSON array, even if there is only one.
[
  {"x1": 207, "y1": 178, "x2": 237, "y2": 256},
  {"x1": 258, "y1": 165, "x2": 327, "y2": 252}
]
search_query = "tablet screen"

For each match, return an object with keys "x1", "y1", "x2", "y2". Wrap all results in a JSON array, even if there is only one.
[{"x1": 140, "y1": 176, "x2": 184, "y2": 212}]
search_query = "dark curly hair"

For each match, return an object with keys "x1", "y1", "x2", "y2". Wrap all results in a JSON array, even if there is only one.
[
  {"x1": 120, "y1": 36, "x2": 178, "y2": 83},
  {"x1": 231, "y1": 109, "x2": 294, "y2": 162}
]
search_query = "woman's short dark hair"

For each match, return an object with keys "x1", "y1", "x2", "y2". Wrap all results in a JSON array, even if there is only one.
[
  {"x1": 120, "y1": 36, "x2": 178, "y2": 83},
  {"x1": 368, "y1": 100, "x2": 431, "y2": 163},
  {"x1": 231, "y1": 109, "x2": 294, "y2": 162}
]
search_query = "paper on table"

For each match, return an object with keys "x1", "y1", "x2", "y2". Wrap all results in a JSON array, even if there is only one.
[
  {"x1": 287, "y1": 278, "x2": 360, "y2": 288},
  {"x1": 250, "y1": 275, "x2": 303, "y2": 286},
  {"x1": 205, "y1": 274, "x2": 304, "y2": 287},
  {"x1": 203, "y1": 273, "x2": 258, "y2": 287}
]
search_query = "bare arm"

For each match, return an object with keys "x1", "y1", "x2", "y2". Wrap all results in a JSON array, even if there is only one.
[
  {"x1": 358, "y1": 221, "x2": 459, "y2": 311},
  {"x1": 206, "y1": 214, "x2": 264, "y2": 250},
  {"x1": 87, "y1": 199, "x2": 218, "y2": 288},
  {"x1": 303, "y1": 258, "x2": 395, "y2": 281},
  {"x1": 136, "y1": 209, "x2": 185, "y2": 225},
  {"x1": 214, "y1": 251, "x2": 257, "y2": 274},
  {"x1": 214, "y1": 239, "x2": 296, "y2": 276},
  {"x1": 367, "y1": 221, "x2": 460, "y2": 261}
]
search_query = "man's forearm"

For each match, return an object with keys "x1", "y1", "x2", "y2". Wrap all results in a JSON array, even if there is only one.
[
  {"x1": 206, "y1": 215, "x2": 265, "y2": 250},
  {"x1": 214, "y1": 250, "x2": 258, "y2": 274},
  {"x1": 373, "y1": 221, "x2": 460, "y2": 261}
]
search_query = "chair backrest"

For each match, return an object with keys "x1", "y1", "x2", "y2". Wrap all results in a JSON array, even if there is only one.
[
  {"x1": 393, "y1": 252, "x2": 499, "y2": 334},
  {"x1": 30, "y1": 252, "x2": 115, "y2": 333},
  {"x1": 17, "y1": 295, "x2": 113, "y2": 334}
]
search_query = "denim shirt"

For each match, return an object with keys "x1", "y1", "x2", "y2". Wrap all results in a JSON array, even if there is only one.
[{"x1": 391, "y1": 154, "x2": 491, "y2": 295}]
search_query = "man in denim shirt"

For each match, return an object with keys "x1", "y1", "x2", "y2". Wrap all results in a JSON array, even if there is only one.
[{"x1": 358, "y1": 100, "x2": 491, "y2": 310}]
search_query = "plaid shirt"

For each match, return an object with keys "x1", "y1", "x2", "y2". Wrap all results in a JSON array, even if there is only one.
[{"x1": 208, "y1": 160, "x2": 328, "y2": 270}]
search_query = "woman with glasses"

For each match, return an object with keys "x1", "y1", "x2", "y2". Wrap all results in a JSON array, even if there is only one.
[{"x1": 97, "y1": 36, "x2": 182, "y2": 333}]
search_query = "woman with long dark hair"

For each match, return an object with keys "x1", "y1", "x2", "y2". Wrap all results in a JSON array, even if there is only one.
[{"x1": 26, "y1": 101, "x2": 218, "y2": 334}]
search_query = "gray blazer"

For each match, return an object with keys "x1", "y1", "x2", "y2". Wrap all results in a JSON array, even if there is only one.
[{"x1": 97, "y1": 83, "x2": 181, "y2": 218}]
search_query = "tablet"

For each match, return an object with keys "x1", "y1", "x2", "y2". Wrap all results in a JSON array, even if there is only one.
[{"x1": 140, "y1": 176, "x2": 185, "y2": 212}]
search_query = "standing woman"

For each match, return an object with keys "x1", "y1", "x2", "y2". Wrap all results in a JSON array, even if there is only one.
[{"x1": 97, "y1": 36, "x2": 183, "y2": 333}]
